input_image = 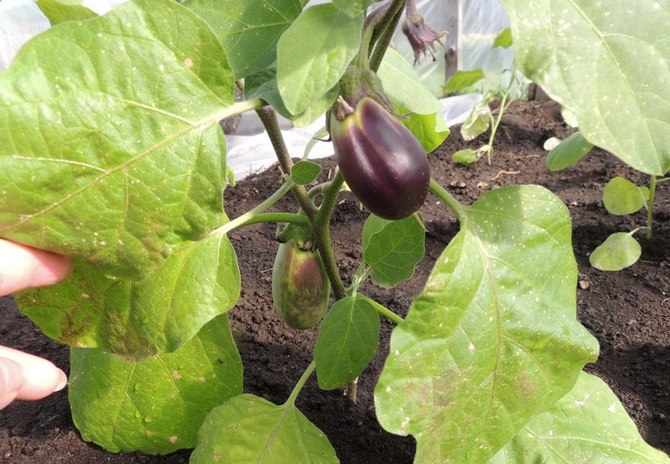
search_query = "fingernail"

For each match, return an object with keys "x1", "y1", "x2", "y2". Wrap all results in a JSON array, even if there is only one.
[{"x1": 53, "y1": 369, "x2": 68, "y2": 392}]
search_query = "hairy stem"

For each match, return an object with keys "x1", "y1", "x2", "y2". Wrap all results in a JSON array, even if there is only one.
[
  {"x1": 369, "y1": 0, "x2": 405, "y2": 72},
  {"x1": 313, "y1": 172, "x2": 347, "y2": 299},
  {"x1": 285, "y1": 360, "x2": 316, "y2": 407},
  {"x1": 256, "y1": 107, "x2": 319, "y2": 220}
]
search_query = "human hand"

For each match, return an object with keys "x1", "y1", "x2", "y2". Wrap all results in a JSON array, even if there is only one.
[{"x1": 0, "y1": 239, "x2": 72, "y2": 409}]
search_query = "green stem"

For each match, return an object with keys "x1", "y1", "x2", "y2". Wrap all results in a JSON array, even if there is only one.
[
  {"x1": 216, "y1": 98, "x2": 265, "y2": 122},
  {"x1": 225, "y1": 213, "x2": 309, "y2": 233},
  {"x1": 313, "y1": 172, "x2": 347, "y2": 299},
  {"x1": 655, "y1": 176, "x2": 670, "y2": 184},
  {"x1": 284, "y1": 360, "x2": 316, "y2": 407},
  {"x1": 429, "y1": 178, "x2": 468, "y2": 224},
  {"x1": 369, "y1": 0, "x2": 405, "y2": 72},
  {"x1": 217, "y1": 180, "x2": 295, "y2": 236},
  {"x1": 256, "y1": 107, "x2": 319, "y2": 220},
  {"x1": 485, "y1": 91, "x2": 510, "y2": 164},
  {"x1": 647, "y1": 175, "x2": 657, "y2": 240},
  {"x1": 359, "y1": 294, "x2": 404, "y2": 325}
]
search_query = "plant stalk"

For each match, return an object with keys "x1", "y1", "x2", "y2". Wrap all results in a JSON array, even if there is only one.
[
  {"x1": 647, "y1": 175, "x2": 657, "y2": 240},
  {"x1": 218, "y1": 180, "x2": 296, "y2": 236},
  {"x1": 369, "y1": 0, "x2": 405, "y2": 72},
  {"x1": 359, "y1": 294, "x2": 404, "y2": 325},
  {"x1": 312, "y1": 172, "x2": 348, "y2": 299},
  {"x1": 429, "y1": 179, "x2": 468, "y2": 224},
  {"x1": 256, "y1": 107, "x2": 319, "y2": 220},
  {"x1": 285, "y1": 360, "x2": 316, "y2": 407}
]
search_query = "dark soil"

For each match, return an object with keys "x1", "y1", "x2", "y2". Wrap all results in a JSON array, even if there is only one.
[{"x1": 1, "y1": 100, "x2": 669, "y2": 463}]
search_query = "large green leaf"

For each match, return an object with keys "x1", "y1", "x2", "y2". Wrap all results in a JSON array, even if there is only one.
[
  {"x1": 277, "y1": 3, "x2": 363, "y2": 115},
  {"x1": 69, "y1": 315, "x2": 243, "y2": 454},
  {"x1": 314, "y1": 295, "x2": 380, "y2": 390},
  {"x1": 16, "y1": 231, "x2": 240, "y2": 360},
  {"x1": 0, "y1": 0, "x2": 236, "y2": 280},
  {"x1": 362, "y1": 214, "x2": 425, "y2": 288},
  {"x1": 191, "y1": 394, "x2": 339, "y2": 463},
  {"x1": 489, "y1": 372, "x2": 670, "y2": 463},
  {"x1": 374, "y1": 185, "x2": 600, "y2": 463},
  {"x1": 502, "y1": 0, "x2": 670, "y2": 175},
  {"x1": 184, "y1": 0, "x2": 306, "y2": 79}
]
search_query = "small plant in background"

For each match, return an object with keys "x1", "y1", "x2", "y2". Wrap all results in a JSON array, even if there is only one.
[
  {"x1": 547, "y1": 131, "x2": 668, "y2": 271},
  {"x1": 443, "y1": 27, "x2": 530, "y2": 165},
  {"x1": 590, "y1": 174, "x2": 669, "y2": 271}
]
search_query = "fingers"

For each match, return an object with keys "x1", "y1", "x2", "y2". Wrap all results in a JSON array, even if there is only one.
[
  {"x1": 0, "y1": 346, "x2": 67, "y2": 409},
  {"x1": 0, "y1": 239, "x2": 72, "y2": 296}
]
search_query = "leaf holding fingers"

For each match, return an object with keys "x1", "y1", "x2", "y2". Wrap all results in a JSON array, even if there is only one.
[{"x1": 0, "y1": 0, "x2": 236, "y2": 280}]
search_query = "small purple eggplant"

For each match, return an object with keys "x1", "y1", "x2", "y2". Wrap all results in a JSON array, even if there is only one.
[{"x1": 329, "y1": 96, "x2": 430, "y2": 220}]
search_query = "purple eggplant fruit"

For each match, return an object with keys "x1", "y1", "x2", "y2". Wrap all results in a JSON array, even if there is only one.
[{"x1": 329, "y1": 96, "x2": 430, "y2": 220}]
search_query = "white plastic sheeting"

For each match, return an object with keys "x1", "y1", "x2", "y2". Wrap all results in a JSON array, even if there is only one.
[{"x1": 0, "y1": 0, "x2": 508, "y2": 180}]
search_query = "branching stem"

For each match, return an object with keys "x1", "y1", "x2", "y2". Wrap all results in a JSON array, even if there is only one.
[
  {"x1": 256, "y1": 107, "x2": 319, "y2": 220},
  {"x1": 218, "y1": 180, "x2": 296, "y2": 236}
]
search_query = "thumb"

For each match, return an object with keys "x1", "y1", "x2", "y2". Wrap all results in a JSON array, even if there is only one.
[
  {"x1": 0, "y1": 346, "x2": 67, "y2": 409},
  {"x1": 0, "y1": 356, "x2": 25, "y2": 409}
]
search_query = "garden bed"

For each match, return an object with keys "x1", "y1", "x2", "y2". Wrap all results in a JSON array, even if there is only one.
[{"x1": 1, "y1": 100, "x2": 668, "y2": 463}]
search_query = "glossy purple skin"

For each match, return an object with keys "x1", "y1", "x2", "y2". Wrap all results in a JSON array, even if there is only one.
[{"x1": 330, "y1": 97, "x2": 430, "y2": 220}]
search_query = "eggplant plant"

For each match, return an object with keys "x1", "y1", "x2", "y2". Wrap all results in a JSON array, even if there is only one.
[{"x1": 1, "y1": 0, "x2": 668, "y2": 463}]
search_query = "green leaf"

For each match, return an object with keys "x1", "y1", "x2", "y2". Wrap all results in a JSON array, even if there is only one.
[
  {"x1": 461, "y1": 103, "x2": 491, "y2": 141},
  {"x1": 378, "y1": 49, "x2": 442, "y2": 114},
  {"x1": 452, "y1": 148, "x2": 479, "y2": 165},
  {"x1": 36, "y1": 0, "x2": 98, "y2": 24},
  {"x1": 291, "y1": 160, "x2": 322, "y2": 185},
  {"x1": 603, "y1": 176, "x2": 650, "y2": 215},
  {"x1": 17, "y1": 232, "x2": 240, "y2": 360},
  {"x1": 377, "y1": 49, "x2": 450, "y2": 151},
  {"x1": 444, "y1": 69, "x2": 486, "y2": 95},
  {"x1": 277, "y1": 3, "x2": 363, "y2": 115},
  {"x1": 546, "y1": 131, "x2": 594, "y2": 171},
  {"x1": 314, "y1": 295, "x2": 380, "y2": 390},
  {"x1": 590, "y1": 232, "x2": 641, "y2": 271},
  {"x1": 502, "y1": 0, "x2": 670, "y2": 175},
  {"x1": 332, "y1": 0, "x2": 378, "y2": 18},
  {"x1": 492, "y1": 27, "x2": 513, "y2": 48},
  {"x1": 489, "y1": 372, "x2": 670, "y2": 464},
  {"x1": 69, "y1": 315, "x2": 243, "y2": 454},
  {"x1": 0, "y1": 0, "x2": 236, "y2": 280},
  {"x1": 245, "y1": 63, "x2": 338, "y2": 126},
  {"x1": 362, "y1": 214, "x2": 425, "y2": 288},
  {"x1": 184, "y1": 0, "x2": 305, "y2": 79},
  {"x1": 191, "y1": 394, "x2": 339, "y2": 463},
  {"x1": 375, "y1": 185, "x2": 599, "y2": 464}
]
